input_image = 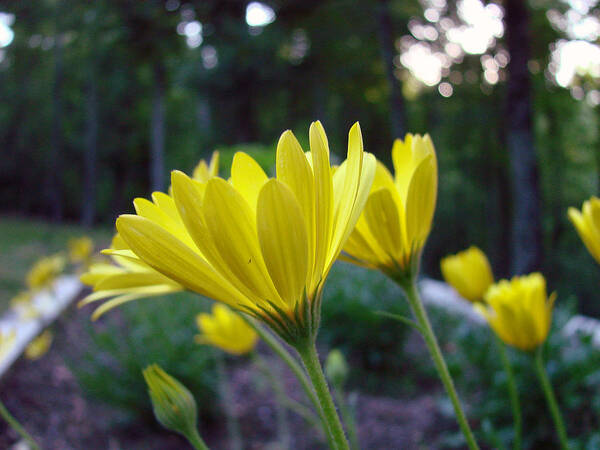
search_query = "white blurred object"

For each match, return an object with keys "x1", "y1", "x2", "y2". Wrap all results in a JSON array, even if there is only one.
[{"x1": 0, "y1": 275, "x2": 82, "y2": 378}]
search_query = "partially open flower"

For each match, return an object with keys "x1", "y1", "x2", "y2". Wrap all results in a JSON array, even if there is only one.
[
  {"x1": 441, "y1": 246, "x2": 494, "y2": 302},
  {"x1": 568, "y1": 197, "x2": 600, "y2": 264},
  {"x1": 195, "y1": 304, "x2": 258, "y2": 355},
  {"x1": 342, "y1": 134, "x2": 437, "y2": 281},
  {"x1": 476, "y1": 273, "x2": 555, "y2": 351}
]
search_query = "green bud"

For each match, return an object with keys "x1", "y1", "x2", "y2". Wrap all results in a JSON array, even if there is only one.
[
  {"x1": 325, "y1": 349, "x2": 349, "y2": 387},
  {"x1": 143, "y1": 364, "x2": 198, "y2": 439}
]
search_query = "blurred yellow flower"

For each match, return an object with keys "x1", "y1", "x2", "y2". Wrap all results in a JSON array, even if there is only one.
[
  {"x1": 26, "y1": 254, "x2": 66, "y2": 290},
  {"x1": 93, "y1": 121, "x2": 374, "y2": 343},
  {"x1": 195, "y1": 304, "x2": 258, "y2": 355},
  {"x1": 440, "y1": 246, "x2": 494, "y2": 302},
  {"x1": 476, "y1": 273, "x2": 555, "y2": 351},
  {"x1": 79, "y1": 234, "x2": 183, "y2": 320},
  {"x1": 68, "y1": 236, "x2": 94, "y2": 265},
  {"x1": 0, "y1": 330, "x2": 16, "y2": 360},
  {"x1": 192, "y1": 151, "x2": 219, "y2": 182},
  {"x1": 342, "y1": 134, "x2": 437, "y2": 279},
  {"x1": 568, "y1": 197, "x2": 600, "y2": 264},
  {"x1": 24, "y1": 330, "x2": 53, "y2": 360}
]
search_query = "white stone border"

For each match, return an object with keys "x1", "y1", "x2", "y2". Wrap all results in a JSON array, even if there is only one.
[{"x1": 0, "y1": 275, "x2": 82, "y2": 379}]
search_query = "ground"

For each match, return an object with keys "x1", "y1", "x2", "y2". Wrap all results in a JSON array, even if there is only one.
[{"x1": 0, "y1": 294, "x2": 455, "y2": 449}]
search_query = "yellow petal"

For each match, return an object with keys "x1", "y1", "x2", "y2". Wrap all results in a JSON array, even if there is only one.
[
  {"x1": 202, "y1": 178, "x2": 282, "y2": 307},
  {"x1": 94, "y1": 272, "x2": 177, "y2": 291},
  {"x1": 405, "y1": 154, "x2": 437, "y2": 246},
  {"x1": 309, "y1": 121, "x2": 333, "y2": 290},
  {"x1": 116, "y1": 214, "x2": 248, "y2": 308},
  {"x1": 276, "y1": 130, "x2": 315, "y2": 285},
  {"x1": 230, "y1": 152, "x2": 268, "y2": 212},
  {"x1": 257, "y1": 179, "x2": 309, "y2": 307},
  {"x1": 363, "y1": 188, "x2": 402, "y2": 260}
]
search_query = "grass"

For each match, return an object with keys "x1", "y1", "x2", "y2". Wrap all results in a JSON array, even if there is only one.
[{"x1": 0, "y1": 215, "x2": 112, "y2": 311}]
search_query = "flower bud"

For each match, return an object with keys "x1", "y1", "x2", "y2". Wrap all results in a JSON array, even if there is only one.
[{"x1": 143, "y1": 364, "x2": 198, "y2": 439}]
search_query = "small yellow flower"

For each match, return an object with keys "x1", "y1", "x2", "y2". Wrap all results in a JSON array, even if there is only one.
[
  {"x1": 79, "y1": 234, "x2": 183, "y2": 320},
  {"x1": 92, "y1": 121, "x2": 375, "y2": 343},
  {"x1": 342, "y1": 134, "x2": 437, "y2": 279},
  {"x1": 24, "y1": 330, "x2": 53, "y2": 360},
  {"x1": 192, "y1": 151, "x2": 219, "y2": 182},
  {"x1": 26, "y1": 254, "x2": 66, "y2": 290},
  {"x1": 440, "y1": 246, "x2": 494, "y2": 302},
  {"x1": 568, "y1": 197, "x2": 600, "y2": 264},
  {"x1": 68, "y1": 236, "x2": 94, "y2": 265},
  {"x1": 476, "y1": 273, "x2": 556, "y2": 351},
  {"x1": 0, "y1": 330, "x2": 16, "y2": 360},
  {"x1": 195, "y1": 304, "x2": 258, "y2": 355}
]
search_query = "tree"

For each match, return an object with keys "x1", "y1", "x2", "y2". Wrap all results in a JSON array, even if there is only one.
[{"x1": 504, "y1": 0, "x2": 542, "y2": 274}]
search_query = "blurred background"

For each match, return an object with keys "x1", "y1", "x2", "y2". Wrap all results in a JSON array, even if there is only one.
[
  {"x1": 2, "y1": 1, "x2": 600, "y2": 448},
  {"x1": 2, "y1": 0, "x2": 599, "y2": 315}
]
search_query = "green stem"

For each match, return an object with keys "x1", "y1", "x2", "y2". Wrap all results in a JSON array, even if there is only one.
[
  {"x1": 534, "y1": 347, "x2": 569, "y2": 449},
  {"x1": 0, "y1": 397, "x2": 40, "y2": 450},
  {"x1": 332, "y1": 384, "x2": 359, "y2": 450},
  {"x1": 244, "y1": 317, "x2": 333, "y2": 446},
  {"x1": 496, "y1": 337, "x2": 521, "y2": 450},
  {"x1": 296, "y1": 340, "x2": 350, "y2": 450},
  {"x1": 399, "y1": 279, "x2": 479, "y2": 450},
  {"x1": 252, "y1": 352, "x2": 291, "y2": 449},
  {"x1": 184, "y1": 427, "x2": 210, "y2": 450},
  {"x1": 215, "y1": 352, "x2": 242, "y2": 450}
]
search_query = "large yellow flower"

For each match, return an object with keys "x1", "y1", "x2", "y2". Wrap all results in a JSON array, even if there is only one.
[
  {"x1": 195, "y1": 304, "x2": 258, "y2": 355},
  {"x1": 568, "y1": 196, "x2": 600, "y2": 264},
  {"x1": 476, "y1": 273, "x2": 556, "y2": 351},
  {"x1": 441, "y1": 246, "x2": 494, "y2": 302},
  {"x1": 102, "y1": 122, "x2": 374, "y2": 343},
  {"x1": 26, "y1": 254, "x2": 66, "y2": 291},
  {"x1": 342, "y1": 134, "x2": 437, "y2": 279}
]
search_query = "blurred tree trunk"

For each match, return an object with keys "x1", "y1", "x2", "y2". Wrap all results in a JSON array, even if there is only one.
[
  {"x1": 48, "y1": 31, "x2": 64, "y2": 221},
  {"x1": 150, "y1": 62, "x2": 166, "y2": 192},
  {"x1": 505, "y1": 0, "x2": 542, "y2": 274},
  {"x1": 376, "y1": 0, "x2": 406, "y2": 140},
  {"x1": 82, "y1": 70, "x2": 98, "y2": 226}
]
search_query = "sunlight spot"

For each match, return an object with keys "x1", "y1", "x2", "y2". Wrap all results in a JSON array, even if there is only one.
[{"x1": 246, "y1": 2, "x2": 275, "y2": 28}]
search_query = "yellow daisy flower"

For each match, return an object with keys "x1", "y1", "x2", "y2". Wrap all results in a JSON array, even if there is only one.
[
  {"x1": 476, "y1": 273, "x2": 555, "y2": 351},
  {"x1": 91, "y1": 122, "x2": 375, "y2": 343},
  {"x1": 342, "y1": 134, "x2": 437, "y2": 280}
]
